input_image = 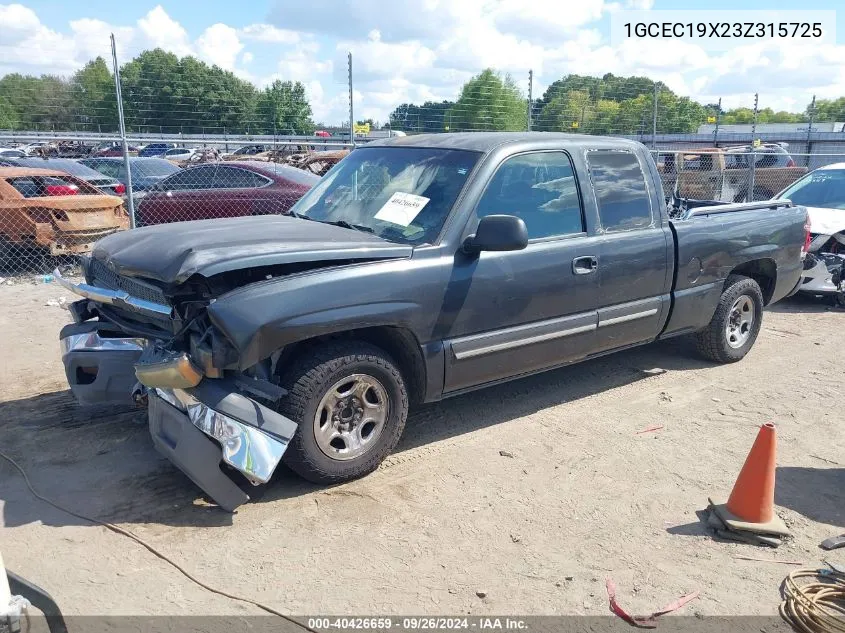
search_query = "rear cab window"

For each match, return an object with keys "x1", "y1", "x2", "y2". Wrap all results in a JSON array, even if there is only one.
[{"x1": 587, "y1": 151, "x2": 653, "y2": 232}]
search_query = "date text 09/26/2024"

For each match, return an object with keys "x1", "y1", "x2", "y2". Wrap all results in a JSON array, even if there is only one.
[{"x1": 307, "y1": 617, "x2": 528, "y2": 630}]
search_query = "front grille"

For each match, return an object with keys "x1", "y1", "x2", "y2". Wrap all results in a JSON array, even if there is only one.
[{"x1": 89, "y1": 258, "x2": 169, "y2": 306}]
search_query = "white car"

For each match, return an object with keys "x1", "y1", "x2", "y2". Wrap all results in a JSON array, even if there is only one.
[
  {"x1": 778, "y1": 163, "x2": 845, "y2": 304},
  {"x1": 162, "y1": 147, "x2": 197, "y2": 161},
  {"x1": 19, "y1": 141, "x2": 49, "y2": 155}
]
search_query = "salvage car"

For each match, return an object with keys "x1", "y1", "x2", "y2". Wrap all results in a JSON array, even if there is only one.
[
  {"x1": 657, "y1": 144, "x2": 806, "y2": 202},
  {"x1": 0, "y1": 167, "x2": 127, "y2": 256},
  {"x1": 134, "y1": 161, "x2": 318, "y2": 225},
  {"x1": 5, "y1": 157, "x2": 126, "y2": 197},
  {"x1": 79, "y1": 157, "x2": 180, "y2": 195},
  {"x1": 778, "y1": 162, "x2": 845, "y2": 305},
  {"x1": 54, "y1": 133, "x2": 809, "y2": 511}
]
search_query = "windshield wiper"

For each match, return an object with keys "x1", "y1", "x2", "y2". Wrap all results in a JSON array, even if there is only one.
[
  {"x1": 324, "y1": 220, "x2": 374, "y2": 233},
  {"x1": 289, "y1": 212, "x2": 373, "y2": 234},
  {"x1": 289, "y1": 210, "x2": 313, "y2": 221}
]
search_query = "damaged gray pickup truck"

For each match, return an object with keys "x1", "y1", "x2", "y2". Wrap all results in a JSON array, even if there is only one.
[{"x1": 56, "y1": 133, "x2": 809, "y2": 511}]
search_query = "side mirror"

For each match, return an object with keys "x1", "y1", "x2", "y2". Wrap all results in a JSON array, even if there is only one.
[{"x1": 462, "y1": 214, "x2": 528, "y2": 255}]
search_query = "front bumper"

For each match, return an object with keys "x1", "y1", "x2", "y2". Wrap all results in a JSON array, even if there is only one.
[
  {"x1": 798, "y1": 252, "x2": 845, "y2": 296},
  {"x1": 60, "y1": 321, "x2": 145, "y2": 406},
  {"x1": 60, "y1": 320, "x2": 297, "y2": 512},
  {"x1": 149, "y1": 385, "x2": 296, "y2": 512}
]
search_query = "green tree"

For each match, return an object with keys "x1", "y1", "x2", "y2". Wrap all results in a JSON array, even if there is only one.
[
  {"x1": 255, "y1": 79, "x2": 313, "y2": 134},
  {"x1": 810, "y1": 97, "x2": 845, "y2": 122},
  {"x1": 0, "y1": 96, "x2": 18, "y2": 129},
  {"x1": 445, "y1": 69, "x2": 527, "y2": 132},
  {"x1": 71, "y1": 57, "x2": 117, "y2": 131}
]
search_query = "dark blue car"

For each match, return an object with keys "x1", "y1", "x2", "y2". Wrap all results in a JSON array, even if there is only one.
[{"x1": 138, "y1": 143, "x2": 176, "y2": 157}]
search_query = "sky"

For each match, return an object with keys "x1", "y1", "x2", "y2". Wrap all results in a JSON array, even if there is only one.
[{"x1": 1, "y1": 0, "x2": 844, "y2": 125}]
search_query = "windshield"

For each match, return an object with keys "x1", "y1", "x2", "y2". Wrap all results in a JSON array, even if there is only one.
[
  {"x1": 292, "y1": 147, "x2": 480, "y2": 245},
  {"x1": 781, "y1": 169, "x2": 845, "y2": 209}
]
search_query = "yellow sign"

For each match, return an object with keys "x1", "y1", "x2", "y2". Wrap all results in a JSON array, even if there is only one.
[
  {"x1": 571, "y1": 121, "x2": 579, "y2": 129},
  {"x1": 706, "y1": 116, "x2": 717, "y2": 124},
  {"x1": 353, "y1": 123, "x2": 370, "y2": 135},
  {"x1": 752, "y1": 138, "x2": 761, "y2": 148}
]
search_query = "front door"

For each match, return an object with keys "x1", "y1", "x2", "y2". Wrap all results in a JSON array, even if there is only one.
[{"x1": 441, "y1": 151, "x2": 603, "y2": 393}]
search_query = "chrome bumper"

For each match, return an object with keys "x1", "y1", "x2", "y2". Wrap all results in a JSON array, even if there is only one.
[
  {"x1": 53, "y1": 266, "x2": 172, "y2": 319},
  {"x1": 60, "y1": 329, "x2": 145, "y2": 355},
  {"x1": 153, "y1": 387, "x2": 290, "y2": 485}
]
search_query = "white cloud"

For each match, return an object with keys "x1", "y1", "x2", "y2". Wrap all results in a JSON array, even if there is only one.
[
  {"x1": 1, "y1": 1, "x2": 844, "y2": 127},
  {"x1": 196, "y1": 23, "x2": 243, "y2": 70},
  {"x1": 0, "y1": 4, "x2": 41, "y2": 45},
  {"x1": 137, "y1": 5, "x2": 192, "y2": 57},
  {"x1": 239, "y1": 23, "x2": 300, "y2": 44}
]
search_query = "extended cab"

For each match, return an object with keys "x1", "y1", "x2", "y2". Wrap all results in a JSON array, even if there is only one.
[{"x1": 55, "y1": 133, "x2": 809, "y2": 511}]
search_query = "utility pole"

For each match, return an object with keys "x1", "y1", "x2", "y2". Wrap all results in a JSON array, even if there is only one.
[
  {"x1": 348, "y1": 52, "x2": 354, "y2": 147},
  {"x1": 652, "y1": 83, "x2": 659, "y2": 148},
  {"x1": 110, "y1": 33, "x2": 135, "y2": 229},
  {"x1": 713, "y1": 97, "x2": 721, "y2": 145},
  {"x1": 749, "y1": 92, "x2": 759, "y2": 201},
  {"x1": 806, "y1": 94, "x2": 816, "y2": 167},
  {"x1": 527, "y1": 69, "x2": 533, "y2": 131}
]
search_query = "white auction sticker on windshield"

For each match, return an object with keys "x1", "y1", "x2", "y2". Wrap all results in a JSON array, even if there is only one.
[{"x1": 374, "y1": 192, "x2": 430, "y2": 227}]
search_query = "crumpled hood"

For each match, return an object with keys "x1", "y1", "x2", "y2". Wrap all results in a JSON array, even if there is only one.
[
  {"x1": 807, "y1": 207, "x2": 845, "y2": 236},
  {"x1": 91, "y1": 214, "x2": 413, "y2": 285}
]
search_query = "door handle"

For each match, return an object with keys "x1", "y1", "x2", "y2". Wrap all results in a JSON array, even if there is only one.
[{"x1": 572, "y1": 255, "x2": 598, "y2": 275}]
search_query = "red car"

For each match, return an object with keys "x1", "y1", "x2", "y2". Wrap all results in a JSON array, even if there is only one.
[{"x1": 135, "y1": 161, "x2": 320, "y2": 226}]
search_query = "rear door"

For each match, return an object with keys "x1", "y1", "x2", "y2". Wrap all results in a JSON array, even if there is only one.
[
  {"x1": 442, "y1": 150, "x2": 604, "y2": 393},
  {"x1": 137, "y1": 165, "x2": 217, "y2": 224},
  {"x1": 211, "y1": 165, "x2": 273, "y2": 217},
  {"x1": 587, "y1": 150, "x2": 672, "y2": 353}
]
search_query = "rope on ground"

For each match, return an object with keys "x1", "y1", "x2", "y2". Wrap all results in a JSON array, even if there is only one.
[
  {"x1": 0, "y1": 450, "x2": 318, "y2": 633},
  {"x1": 780, "y1": 567, "x2": 845, "y2": 633}
]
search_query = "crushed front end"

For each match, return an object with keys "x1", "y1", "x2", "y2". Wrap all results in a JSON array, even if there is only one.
[
  {"x1": 800, "y1": 233, "x2": 845, "y2": 305},
  {"x1": 55, "y1": 259, "x2": 297, "y2": 512}
]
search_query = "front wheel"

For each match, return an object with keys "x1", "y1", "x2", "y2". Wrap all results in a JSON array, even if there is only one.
[
  {"x1": 278, "y1": 341, "x2": 408, "y2": 484},
  {"x1": 696, "y1": 275, "x2": 764, "y2": 363}
]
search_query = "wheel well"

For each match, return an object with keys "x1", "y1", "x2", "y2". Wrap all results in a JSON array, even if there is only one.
[
  {"x1": 276, "y1": 327, "x2": 427, "y2": 405},
  {"x1": 729, "y1": 258, "x2": 777, "y2": 304}
]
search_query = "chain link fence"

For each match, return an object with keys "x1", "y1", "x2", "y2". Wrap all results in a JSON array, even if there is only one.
[{"x1": 1, "y1": 34, "x2": 845, "y2": 274}]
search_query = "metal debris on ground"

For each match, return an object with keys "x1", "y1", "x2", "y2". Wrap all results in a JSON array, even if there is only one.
[
  {"x1": 820, "y1": 535, "x2": 845, "y2": 551},
  {"x1": 639, "y1": 368, "x2": 667, "y2": 376},
  {"x1": 498, "y1": 450, "x2": 514, "y2": 458},
  {"x1": 636, "y1": 425, "x2": 664, "y2": 435},
  {"x1": 44, "y1": 297, "x2": 67, "y2": 308},
  {"x1": 605, "y1": 578, "x2": 699, "y2": 628},
  {"x1": 733, "y1": 555, "x2": 803, "y2": 565}
]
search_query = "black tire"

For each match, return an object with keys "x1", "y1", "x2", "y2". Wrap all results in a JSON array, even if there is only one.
[
  {"x1": 696, "y1": 275, "x2": 764, "y2": 363},
  {"x1": 277, "y1": 341, "x2": 408, "y2": 484}
]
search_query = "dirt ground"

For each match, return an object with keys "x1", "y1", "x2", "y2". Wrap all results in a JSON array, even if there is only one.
[{"x1": 0, "y1": 279, "x2": 843, "y2": 619}]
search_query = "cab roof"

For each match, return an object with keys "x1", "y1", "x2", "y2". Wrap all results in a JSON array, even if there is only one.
[{"x1": 366, "y1": 131, "x2": 643, "y2": 153}]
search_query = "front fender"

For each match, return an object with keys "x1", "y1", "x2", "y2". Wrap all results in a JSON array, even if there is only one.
[{"x1": 206, "y1": 259, "x2": 445, "y2": 369}]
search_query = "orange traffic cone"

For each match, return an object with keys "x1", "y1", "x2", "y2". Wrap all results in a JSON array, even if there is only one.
[{"x1": 709, "y1": 423, "x2": 789, "y2": 537}]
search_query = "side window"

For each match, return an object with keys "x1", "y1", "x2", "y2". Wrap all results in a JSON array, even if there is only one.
[
  {"x1": 94, "y1": 162, "x2": 121, "y2": 178},
  {"x1": 161, "y1": 166, "x2": 216, "y2": 190},
  {"x1": 213, "y1": 166, "x2": 261, "y2": 188},
  {"x1": 588, "y1": 151, "x2": 653, "y2": 232},
  {"x1": 475, "y1": 152, "x2": 584, "y2": 240}
]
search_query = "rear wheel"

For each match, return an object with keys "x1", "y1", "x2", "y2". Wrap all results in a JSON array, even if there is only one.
[
  {"x1": 278, "y1": 341, "x2": 408, "y2": 484},
  {"x1": 696, "y1": 275, "x2": 764, "y2": 363}
]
